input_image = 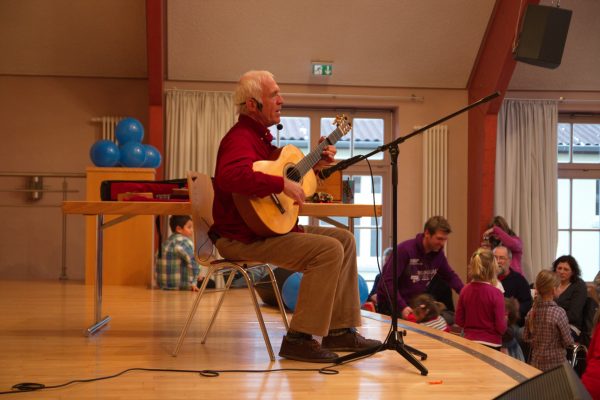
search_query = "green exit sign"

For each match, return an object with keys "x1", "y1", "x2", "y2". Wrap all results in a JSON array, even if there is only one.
[{"x1": 312, "y1": 63, "x2": 333, "y2": 76}]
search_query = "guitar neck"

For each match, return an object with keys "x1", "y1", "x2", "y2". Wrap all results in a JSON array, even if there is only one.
[{"x1": 293, "y1": 127, "x2": 346, "y2": 178}]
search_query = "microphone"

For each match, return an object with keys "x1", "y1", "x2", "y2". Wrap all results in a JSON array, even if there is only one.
[
  {"x1": 317, "y1": 155, "x2": 363, "y2": 180},
  {"x1": 252, "y1": 97, "x2": 263, "y2": 111},
  {"x1": 276, "y1": 123, "x2": 283, "y2": 131}
]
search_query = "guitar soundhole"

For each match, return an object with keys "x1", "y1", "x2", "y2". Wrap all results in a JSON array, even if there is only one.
[{"x1": 285, "y1": 166, "x2": 302, "y2": 183}]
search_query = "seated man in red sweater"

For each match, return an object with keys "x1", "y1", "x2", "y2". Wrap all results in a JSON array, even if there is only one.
[{"x1": 209, "y1": 70, "x2": 381, "y2": 363}]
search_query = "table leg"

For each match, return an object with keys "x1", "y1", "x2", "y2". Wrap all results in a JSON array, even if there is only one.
[
  {"x1": 87, "y1": 213, "x2": 110, "y2": 335},
  {"x1": 316, "y1": 216, "x2": 356, "y2": 232}
]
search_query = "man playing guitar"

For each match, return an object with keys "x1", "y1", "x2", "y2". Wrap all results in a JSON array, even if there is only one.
[{"x1": 209, "y1": 70, "x2": 381, "y2": 363}]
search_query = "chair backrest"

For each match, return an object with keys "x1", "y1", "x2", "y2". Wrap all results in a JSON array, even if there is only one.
[{"x1": 187, "y1": 171, "x2": 217, "y2": 265}]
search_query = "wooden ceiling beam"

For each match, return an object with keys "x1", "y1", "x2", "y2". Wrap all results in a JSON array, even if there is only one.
[{"x1": 466, "y1": 0, "x2": 540, "y2": 258}]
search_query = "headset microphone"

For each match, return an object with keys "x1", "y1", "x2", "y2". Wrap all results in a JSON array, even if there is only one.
[{"x1": 253, "y1": 98, "x2": 263, "y2": 111}]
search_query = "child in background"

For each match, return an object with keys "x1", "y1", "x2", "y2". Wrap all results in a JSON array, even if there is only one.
[
  {"x1": 501, "y1": 297, "x2": 525, "y2": 361},
  {"x1": 455, "y1": 248, "x2": 507, "y2": 349},
  {"x1": 409, "y1": 293, "x2": 450, "y2": 332},
  {"x1": 156, "y1": 215, "x2": 202, "y2": 291},
  {"x1": 523, "y1": 270, "x2": 573, "y2": 371}
]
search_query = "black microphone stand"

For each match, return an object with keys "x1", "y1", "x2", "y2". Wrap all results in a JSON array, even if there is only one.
[{"x1": 332, "y1": 91, "x2": 501, "y2": 374}]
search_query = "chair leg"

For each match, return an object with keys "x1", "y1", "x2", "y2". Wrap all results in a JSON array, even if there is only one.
[
  {"x1": 172, "y1": 265, "x2": 217, "y2": 357},
  {"x1": 235, "y1": 267, "x2": 276, "y2": 361},
  {"x1": 263, "y1": 266, "x2": 289, "y2": 330},
  {"x1": 201, "y1": 267, "x2": 236, "y2": 344},
  {"x1": 174, "y1": 263, "x2": 284, "y2": 362},
  {"x1": 571, "y1": 344, "x2": 587, "y2": 368}
]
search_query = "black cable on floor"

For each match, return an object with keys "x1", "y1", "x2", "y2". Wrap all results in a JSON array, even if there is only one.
[{"x1": 0, "y1": 363, "x2": 356, "y2": 396}]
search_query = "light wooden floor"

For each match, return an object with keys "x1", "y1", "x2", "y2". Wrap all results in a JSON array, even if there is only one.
[{"x1": 0, "y1": 280, "x2": 540, "y2": 399}]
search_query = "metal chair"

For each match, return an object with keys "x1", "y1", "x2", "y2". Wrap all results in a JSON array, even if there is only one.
[
  {"x1": 567, "y1": 343, "x2": 588, "y2": 377},
  {"x1": 171, "y1": 172, "x2": 289, "y2": 361}
]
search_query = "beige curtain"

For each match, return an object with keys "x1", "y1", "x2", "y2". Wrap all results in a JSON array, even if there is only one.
[
  {"x1": 165, "y1": 90, "x2": 236, "y2": 179},
  {"x1": 495, "y1": 99, "x2": 558, "y2": 282}
]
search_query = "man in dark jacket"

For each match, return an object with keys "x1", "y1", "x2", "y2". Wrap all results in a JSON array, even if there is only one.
[{"x1": 494, "y1": 246, "x2": 532, "y2": 326}]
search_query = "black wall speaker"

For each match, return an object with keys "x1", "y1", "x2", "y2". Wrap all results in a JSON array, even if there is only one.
[
  {"x1": 494, "y1": 363, "x2": 591, "y2": 400},
  {"x1": 513, "y1": 4, "x2": 572, "y2": 69}
]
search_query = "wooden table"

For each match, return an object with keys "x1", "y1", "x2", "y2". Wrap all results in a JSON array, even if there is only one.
[{"x1": 63, "y1": 201, "x2": 382, "y2": 335}]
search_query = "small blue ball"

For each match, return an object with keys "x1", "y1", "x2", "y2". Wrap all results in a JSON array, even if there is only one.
[
  {"x1": 90, "y1": 140, "x2": 120, "y2": 167},
  {"x1": 142, "y1": 144, "x2": 162, "y2": 168},
  {"x1": 119, "y1": 142, "x2": 146, "y2": 167},
  {"x1": 115, "y1": 117, "x2": 144, "y2": 145},
  {"x1": 282, "y1": 272, "x2": 303, "y2": 312}
]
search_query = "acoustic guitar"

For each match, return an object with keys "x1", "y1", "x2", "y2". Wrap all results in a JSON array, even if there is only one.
[{"x1": 233, "y1": 115, "x2": 352, "y2": 237}]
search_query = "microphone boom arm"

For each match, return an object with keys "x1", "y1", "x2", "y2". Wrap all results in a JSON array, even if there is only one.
[{"x1": 317, "y1": 91, "x2": 500, "y2": 177}]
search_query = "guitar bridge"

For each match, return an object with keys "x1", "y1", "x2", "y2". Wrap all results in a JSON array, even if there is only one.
[{"x1": 270, "y1": 194, "x2": 286, "y2": 214}]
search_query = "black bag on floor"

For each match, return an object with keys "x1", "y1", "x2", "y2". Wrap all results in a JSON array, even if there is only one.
[{"x1": 254, "y1": 267, "x2": 294, "y2": 308}]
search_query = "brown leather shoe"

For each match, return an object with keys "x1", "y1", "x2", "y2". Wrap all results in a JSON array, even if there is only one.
[
  {"x1": 321, "y1": 329, "x2": 382, "y2": 352},
  {"x1": 279, "y1": 335, "x2": 339, "y2": 363}
]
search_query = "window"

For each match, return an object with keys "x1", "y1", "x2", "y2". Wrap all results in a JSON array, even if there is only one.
[
  {"x1": 271, "y1": 116, "x2": 310, "y2": 154},
  {"x1": 557, "y1": 118, "x2": 600, "y2": 281},
  {"x1": 320, "y1": 117, "x2": 385, "y2": 160},
  {"x1": 341, "y1": 175, "x2": 383, "y2": 285},
  {"x1": 270, "y1": 108, "x2": 392, "y2": 288}
]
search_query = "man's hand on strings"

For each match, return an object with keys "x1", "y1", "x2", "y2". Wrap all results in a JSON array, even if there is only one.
[{"x1": 283, "y1": 178, "x2": 305, "y2": 205}]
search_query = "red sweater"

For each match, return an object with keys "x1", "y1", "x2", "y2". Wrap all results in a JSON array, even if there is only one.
[
  {"x1": 210, "y1": 115, "x2": 302, "y2": 243},
  {"x1": 583, "y1": 323, "x2": 600, "y2": 399},
  {"x1": 455, "y1": 281, "x2": 507, "y2": 346}
]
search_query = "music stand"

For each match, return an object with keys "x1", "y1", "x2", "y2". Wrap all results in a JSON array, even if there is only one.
[{"x1": 329, "y1": 92, "x2": 501, "y2": 374}]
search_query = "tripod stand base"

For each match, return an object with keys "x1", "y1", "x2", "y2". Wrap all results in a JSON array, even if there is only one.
[
  {"x1": 334, "y1": 329, "x2": 428, "y2": 376},
  {"x1": 384, "y1": 330, "x2": 428, "y2": 375}
]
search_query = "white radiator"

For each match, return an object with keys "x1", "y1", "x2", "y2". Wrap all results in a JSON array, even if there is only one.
[
  {"x1": 91, "y1": 116, "x2": 123, "y2": 141},
  {"x1": 422, "y1": 124, "x2": 448, "y2": 221}
]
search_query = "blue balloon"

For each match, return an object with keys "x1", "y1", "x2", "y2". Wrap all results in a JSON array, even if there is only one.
[
  {"x1": 282, "y1": 272, "x2": 303, "y2": 312},
  {"x1": 281, "y1": 272, "x2": 369, "y2": 310},
  {"x1": 115, "y1": 117, "x2": 144, "y2": 145},
  {"x1": 358, "y1": 274, "x2": 369, "y2": 305},
  {"x1": 119, "y1": 142, "x2": 146, "y2": 167},
  {"x1": 90, "y1": 140, "x2": 120, "y2": 167},
  {"x1": 142, "y1": 144, "x2": 162, "y2": 168}
]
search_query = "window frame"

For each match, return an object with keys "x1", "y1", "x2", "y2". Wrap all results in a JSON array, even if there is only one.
[{"x1": 557, "y1": 114, "x2": 600, "y2": 281}]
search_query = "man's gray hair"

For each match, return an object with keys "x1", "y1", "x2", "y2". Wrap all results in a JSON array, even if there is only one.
[
  {"x1": 383, "y1": 247, "x2": 393, "y2": 262},
  {"x1": 234, "y1": 70, "x2": 274, "y2": 115},
  {"x1": 494, "y1": 245, "x2": 512, "y2": 259}
]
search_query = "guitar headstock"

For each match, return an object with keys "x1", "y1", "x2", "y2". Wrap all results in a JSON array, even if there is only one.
[{"x1": 333, "y1": 114, "x2": 352, "y2": 135}]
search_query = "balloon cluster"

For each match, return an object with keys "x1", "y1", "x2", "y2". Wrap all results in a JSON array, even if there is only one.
[{"x1": 89, "y1": 117, "x2": 162, "y2": 168}]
